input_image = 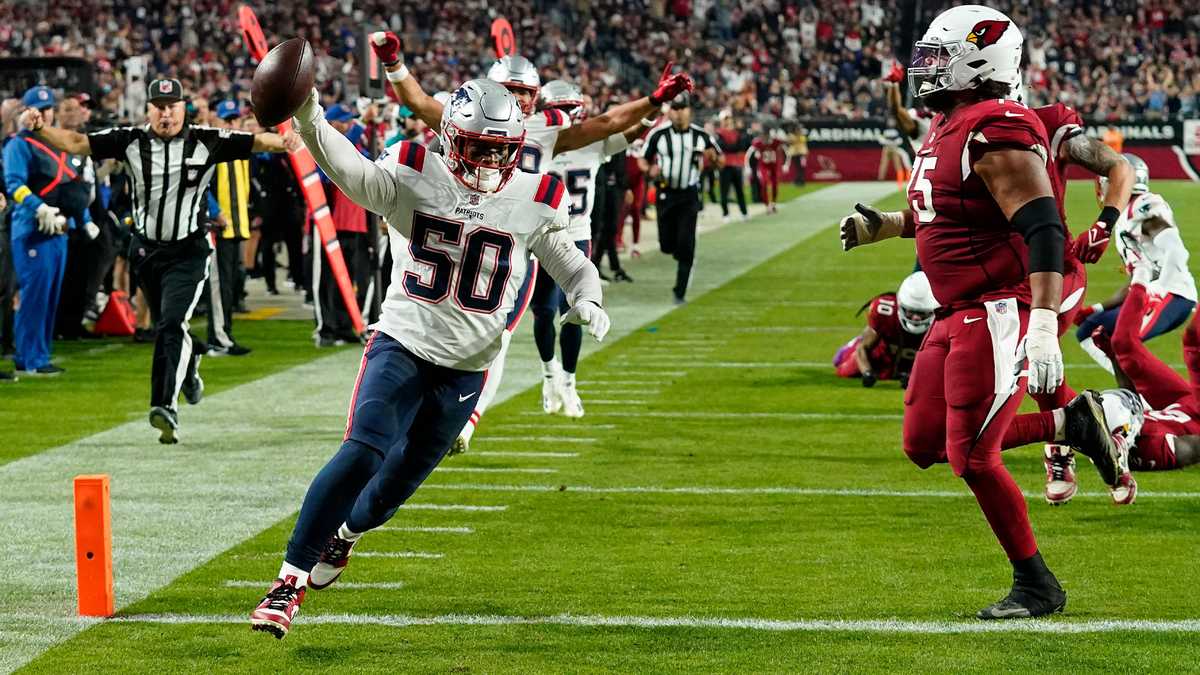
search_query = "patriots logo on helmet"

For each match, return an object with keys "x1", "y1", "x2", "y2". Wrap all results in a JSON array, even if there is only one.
[
  {"x1": 966, "y1": 20, "x2": 1009, "y2": 48},
  {"x1": 450, "y1": 87, "x2": 474, "y2": 117}
]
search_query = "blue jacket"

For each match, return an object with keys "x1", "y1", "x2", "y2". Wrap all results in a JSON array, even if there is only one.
[{"x1": 4, "y1": 130, "x2": 93, "y2": 240}]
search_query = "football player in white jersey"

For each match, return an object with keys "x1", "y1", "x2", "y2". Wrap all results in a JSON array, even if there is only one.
[
  {"x1": 1074, "y1": 154, "x2": 1197, "y2": 373},
  {"x1": 250, "y1": 79, "x2": 610, "y2": 639},
  {"x1": 369, "y1": 30, "x2": 691, "y2": 452},
  {"x1": 534, "y1": 80, "x2": 648, "y2": 418}
]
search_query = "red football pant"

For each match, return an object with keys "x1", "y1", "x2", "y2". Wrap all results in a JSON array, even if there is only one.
[
  {"x1": 758, "y1": 165, "x2": 779, "y2": 206},
  {"x1": 623, "y1": 181, "x2": 644, "y2": 245},
  {"x1": 903, "y1": 302, "x2": 1038, "y2": 561}
]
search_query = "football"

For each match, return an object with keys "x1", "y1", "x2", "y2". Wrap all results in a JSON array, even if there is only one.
[{"x1": 251, "y1": 37, "x2": 315, "y2": 128}]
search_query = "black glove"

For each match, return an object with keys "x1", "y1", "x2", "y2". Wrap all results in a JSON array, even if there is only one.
[{"x1": 861, "y1": 371, "x2": 877, "y2": 388}]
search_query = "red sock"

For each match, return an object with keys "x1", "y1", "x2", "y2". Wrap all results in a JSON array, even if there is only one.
[
  {"x1": 964, "y1": 465, "x2": 1038, "y2": 561},
  {"x1": 1001, "y1": 411, "x2": 1057, "y2": 451},
  {"x1": 1031, "y1": 383, "x2": 1076, "y2": 411}
]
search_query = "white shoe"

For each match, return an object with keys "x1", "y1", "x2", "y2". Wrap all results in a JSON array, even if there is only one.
[
  {"x1": 561, "y1": 379, "x2": 584, "y2": 418},
  {"x1": 722, "y1": 215, "x2": 731, "y2": 224},
  {"x1": 542, "y1": 364, "x2": 564, "y2": 414},
  {"x1": 1043, "y1": 444, "x2": 1077, "y2": 505}
]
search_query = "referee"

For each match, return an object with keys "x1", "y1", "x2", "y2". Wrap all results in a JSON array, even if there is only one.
[
  {"x1": 643, "y1": 93, "x2": 720, "y2": 304},
  {"x1": 20, "y1": 78, "x2": 298, "y2": 443}
]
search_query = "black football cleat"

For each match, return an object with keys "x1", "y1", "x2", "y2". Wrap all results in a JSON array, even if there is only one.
[
  {"x1": 309, "y1": 532, "x2": 359, "y2": 590},
  {"x1": 1063, "y1": 390, "x2": 1122, "y2": 488},
  {"x1": 149, "y1": 406, "x2": 179, "y2": 444},
  {"x1": 978, "y1": 552, "x2": 1066, "y2": 620}
]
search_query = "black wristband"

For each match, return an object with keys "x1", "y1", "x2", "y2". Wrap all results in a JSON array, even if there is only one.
[
  {"x1": 1011, "y1": 196, "x2": 1065, "y2": 275},
  {"x1": 1097, "y1": 205, "x2": 1121, "y2": 230}
]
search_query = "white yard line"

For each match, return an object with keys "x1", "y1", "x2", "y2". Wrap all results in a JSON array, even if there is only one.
[
  {"x1": 469, "y1": 451, "x2": 580, "y2": 459},
  {"x1": 376, "y1": 526, "x2": 474, "y2": 534},
  {"x1": 75, "y1": 612, "x2": 1200, "y2": 634},
  {"x1": 437, "y1": 467, "x2": 560, "y2": 474},
  {"x1": 400, "y1": 504, "x2": 508, "y2": 512},
  {"x1": 487, "y1": 422, "x2": 617, "y2": 430},
  {"x1": 353, "y1": 551, "x2": 444, "y2": 559},
  {"x1": 223, "y1": 580, "x2": 405, "y2": 590},
  {"x1": 472, "y1": 436, "x2": 598, "y2": 444},
  {"x1": 586, "y1": 399, "x2": 650, "y2": 405},
  {"x1": 422, "y1": 483, "x2": 1200, "y2": 500},
  {"x1": 576, "y1": 380, "x2": 662, "y2": 386}
]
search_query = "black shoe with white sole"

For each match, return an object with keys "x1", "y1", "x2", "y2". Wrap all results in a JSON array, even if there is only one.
[
  {"x1": 977, "y1": 552, "x2": 1066, "y2": 620},
  {"x1": 149, "y1": 406, "x2": 179, "y2": 444},
  {"x1": 182, "y1": 372, "x2": 204, "y2": 405},
  {"x1": 1063, "y1": 390, "x2": 1122, "y2": 487}
]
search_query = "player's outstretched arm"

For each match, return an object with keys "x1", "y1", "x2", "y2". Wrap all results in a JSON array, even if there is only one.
[
  {"x1": 251, "y1": 131, "x2": 302, "y2": 153},
  {"x1": 371, "y1": 31, "x2": 444, "y2": 131},
  {"x1": 555, "y1": 63, "x2": 692, "y2": 154},
  {"x1": 1067, "y1": 136, "x2": 1133, "y2": 263},
  {"x1": 530, "y1": 226, "x2": 608, "y2": 341},
  {"x1": 19, "y1": 109, "x2": 91, "y2": 155},
  {"x1": 291, "y1": 89, "x2": 398, "y2": 216},
  {"x1": 975, "y1": 148, "x2": 1065, "y2": 394}
]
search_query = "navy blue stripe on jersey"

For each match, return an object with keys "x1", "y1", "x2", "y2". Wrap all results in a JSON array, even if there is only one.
[
  {"x1": 534, "y1": 174, "x2": 565, "y2": 209},
  {"x1": 397, "y1": 141, "x2": 427, "y2": 171}
]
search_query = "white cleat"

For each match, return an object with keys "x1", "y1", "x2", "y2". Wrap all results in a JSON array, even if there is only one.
[
  {"x1": 560, "y1": 379, "x2": 584, "y2": 418},
  {"x1": 1043, "y1": 444, "x2": 1077, "y2": 505},
  {"x1": 542, "y1": 364, "x2": 564, "y2": 414}
]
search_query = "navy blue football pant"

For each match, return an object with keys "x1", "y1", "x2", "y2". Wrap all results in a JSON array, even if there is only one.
[
  {"x1": 285, "y1": 331, "x2": 484, "y2": 570},
  {"x1": 1075, "y1": 292, "x2": 1194, "y2": 344},
  {"x1": 531, "y1": 239, "x2": 590, "y2": 373},
  {"x1": 11, "y1": 231, "x2": 66, "y2": 371}
]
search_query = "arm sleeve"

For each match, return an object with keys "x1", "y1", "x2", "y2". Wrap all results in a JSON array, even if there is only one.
[
  {"x1": 1152, "y1": 226, "x2": 1189, "y2": 275},
  {"x1": 529, "y1": 205, "x2": 603, "y2": 307},
  {"x1": 86, "y1": 127, "x2": 133, "y2": 161},
  {"x1": 3, "y1": 140, "x2": 44, "y2": 210},
  {"x1": 601, "y1": 131, "x2": 630, "y2": 158},
  {"x1": 207, "y1": 129, "x2": 257, "y2": 163},
  {"x1": 294, "y1": 114, "x2": 400, "y2": 216}
]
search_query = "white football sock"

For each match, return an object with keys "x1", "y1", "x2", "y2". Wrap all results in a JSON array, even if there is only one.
[
  {"x1": 563, "y1": 371, "x2": 576, "y2": 387},
  {"x1": 1052, "y1": 409, "x2": 1066, "y2": 441},
  {"x1": 337, "y1": 522, "x2": 363, "y2": 541},
  {"x1": 278, "y1": 561, "x2": 310, "y2": 588},
  {"x1": 541, "y1": 360, "x2": 560, "y2": 378}
]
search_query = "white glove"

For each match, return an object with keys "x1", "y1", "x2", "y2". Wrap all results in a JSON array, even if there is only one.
[
  {"x1": 561, "y1": 300, "x2": 610, "y2": 342},
  {"x1": 35, "y1": 204, "x2": 66, "y2": 235},
  {"x1": 1025, "y1": 307, "x2": 1064, "y2": 394},
  {"x1": 840, "y1": 203, "x2": 905, "y2": 251},
  {"x1": 84, "y1": 221, "x2": 100, "y2": 240},
  {"x1": 292, "y1": 88, "x2": 324, "y2": 130}
]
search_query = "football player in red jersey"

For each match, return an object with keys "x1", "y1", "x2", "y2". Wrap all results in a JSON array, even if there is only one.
[
  {"x1": 833, "y1": 272, "x2": 937, "y2": 388},
  {"x1": 746, "y1": 126, "x2": 787, "y2": 213},
  {"x1": 841, "y1": 6, "x2": 1125, "y2": 620},
  {"x1": 843, "y1": 83, "x2": 1136, "y2": 506}
]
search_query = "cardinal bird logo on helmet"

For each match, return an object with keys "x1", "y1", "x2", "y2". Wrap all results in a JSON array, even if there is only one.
[{"x1": 966, "y1": 20, "x2": 1009, "y2": 48}]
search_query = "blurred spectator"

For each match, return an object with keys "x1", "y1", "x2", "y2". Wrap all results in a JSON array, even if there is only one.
[{"x1": 204, "y1": 99, "x2": 253, "y2": 357}]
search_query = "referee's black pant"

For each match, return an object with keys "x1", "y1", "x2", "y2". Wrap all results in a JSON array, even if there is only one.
[
  {"x1": 656, "y1": 187, "x2": 701, "y2": 301},
  {"x1": 130, "y1": 231, "x2": 209, "y2": 411},
  {"x1": 719, "y1": 166, "x2": 748, "y2": 218}
]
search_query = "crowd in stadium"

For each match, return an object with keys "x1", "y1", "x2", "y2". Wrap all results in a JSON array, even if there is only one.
[{"x1": 2, "y1": 1, "x2": 1199, "y2": 122}]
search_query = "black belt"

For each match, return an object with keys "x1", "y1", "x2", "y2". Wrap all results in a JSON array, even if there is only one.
[{"x1": 658, "y1": 185, "x2": 698, "y2": 195}]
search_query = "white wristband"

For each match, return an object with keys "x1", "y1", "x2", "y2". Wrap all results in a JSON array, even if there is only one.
[
  {"x1": 386, "y1": 64, "x2": 410, "y2": 82},
  {"x1": 1029, "y1": 307, "x2": 1059, "y2": 333}
]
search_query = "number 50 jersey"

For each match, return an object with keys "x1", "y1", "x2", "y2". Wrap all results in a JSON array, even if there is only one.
[
  {"x1": 374, "y1": 141, "x2": 587, "y2": 371},
  {"x1": 907, "y1": 98, "x2": 1056, "y2": 308}
]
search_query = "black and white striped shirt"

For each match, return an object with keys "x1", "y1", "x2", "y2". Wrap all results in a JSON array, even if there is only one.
[
  {"x1": 643, "y1": 123, "x2": 719, "y2": 191},
  {"x1": 88, "y1": 124, "x2": 255, "y2": 242}
]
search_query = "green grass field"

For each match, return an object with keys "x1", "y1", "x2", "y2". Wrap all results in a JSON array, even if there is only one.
[{"x1": 9, "y1": 181, "x2": 1200, "y2": 673}]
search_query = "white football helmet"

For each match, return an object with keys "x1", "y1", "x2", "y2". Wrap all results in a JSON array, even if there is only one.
[
  {"x1": 487, "y1": 55, "x2": 541, "y2": 115},
  {"x1": 540, "y1": 79, "x2": 585, "y2": 120},
  {"x1": 897, "y1": 271, "x2": 939, "y2": 334},
  {"x1": 1097, "y1": 152, "x2": 1149, "y2": 202},
  {"x1": 439, "y1": 79, "x2": 526, "y2": 193},
  {"x1": 1100, "y1": 388, "x2": 1145, "y2": 444},
  {"x1": 909, "y1": 5, "x2": 1023, "y2": 99}
]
